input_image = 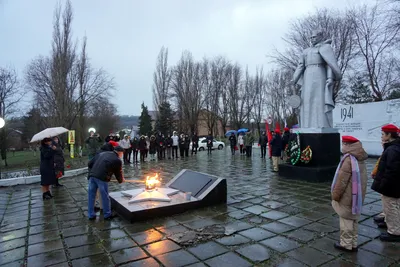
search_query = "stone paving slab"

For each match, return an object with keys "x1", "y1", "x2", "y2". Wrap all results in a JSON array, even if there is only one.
[{"x1": 0, "y1": 150, "x2": 399, "y2": 266}]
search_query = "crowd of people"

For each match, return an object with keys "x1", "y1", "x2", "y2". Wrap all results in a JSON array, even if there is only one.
[
  {"x1": 86, "y1": 131, "x2": 216, "y2": 164},
  {"x1": 38, "y1": 123, "x2": 400, "y2": 240},
  {"x1": 227, "y1": 127, "x2": 291, "y2": 172}
]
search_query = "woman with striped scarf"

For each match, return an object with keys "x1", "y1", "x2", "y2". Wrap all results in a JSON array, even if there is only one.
[{"x1": 331, "y1": 135, "x2": 368, "y2": 252}]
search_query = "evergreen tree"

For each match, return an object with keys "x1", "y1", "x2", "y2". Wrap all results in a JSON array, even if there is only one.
[
  {"x1": 344, "y1": 76, "x2": 374, "y2": 104},
  {"x1": 138, "y1": 102, "x2": 152, "y2": 135},
  {"x1": 155, "y1": 101, "x2": 174, "y2": 135},
  {"x1": 387, "y1": 89, "x2": 400, "y2": 100}
]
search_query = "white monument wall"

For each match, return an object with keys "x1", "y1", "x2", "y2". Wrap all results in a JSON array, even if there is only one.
[{"x1": 333, "y1": 99, "x2": 400, "y2": 156}]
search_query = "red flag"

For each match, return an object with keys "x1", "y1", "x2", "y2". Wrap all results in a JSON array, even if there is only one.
[
  {"x1": 266, "y1": 122, "x2": 272, "y2": 157},
  {"x1": 275, "y1": 122, "x2": 281, "y2": 135}
]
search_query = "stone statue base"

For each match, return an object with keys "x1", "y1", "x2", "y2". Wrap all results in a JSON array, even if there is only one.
[{"x1": 279, "y1": 132, "x2": 340, "y2": 182}]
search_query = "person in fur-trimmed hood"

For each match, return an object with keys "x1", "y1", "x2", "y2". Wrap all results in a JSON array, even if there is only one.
[{"x1": 331, "y1": 135, "x2": 368, "y2": 252}]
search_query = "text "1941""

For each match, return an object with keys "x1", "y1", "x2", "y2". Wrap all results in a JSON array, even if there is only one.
[{"x1": 341, "y1": 106, "x2": 354, "y2": 122}]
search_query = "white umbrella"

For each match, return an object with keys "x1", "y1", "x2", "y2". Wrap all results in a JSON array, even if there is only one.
[{"x1": 30, "y1": 127, "x2": 69, "y2": 143}]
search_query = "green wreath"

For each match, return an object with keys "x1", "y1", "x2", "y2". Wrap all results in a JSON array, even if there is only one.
[{"x1": 287, "y1": 132, "x2": 301, "y2": 165}]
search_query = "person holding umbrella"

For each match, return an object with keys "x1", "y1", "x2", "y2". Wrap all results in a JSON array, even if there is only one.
[
  {"x1": 228, "y1": 132, "x2": 237, "y2": 155},
  {"x1": 40, "y1": 138, "x2": 57, "y2": 200}
]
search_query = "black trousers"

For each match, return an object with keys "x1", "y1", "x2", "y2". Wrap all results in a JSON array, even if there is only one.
[
  {"x1": 261, "y1": 145, "x2": 267, "y2": 158},
  {"x1": 246, "y1": 146, "x2": 252, "y2": 157},
  {"x1": 172, "y1": 146, "x2": 178, "y2": 158},
  {"x1": 240, "y1": 145, "x2": 244, "y2": 154},
  {"x1": 123, "y1": 149, "x2": 129, "y2": 162},
  {"x1": 192, "y1": 146, "x2": 198, "y2": 155},
  {"x1": 207, "y1": 146, "x2": 212, "y2": 154},
  {"x1": 157, "y1": 147, "x2": 163, "y2": 159},
  {"x1": 140, "y1": 150, "x2": 146, "y2": 162},
  {"x1": 133, "y1": 150, "x2": 138, "y2": 162},
  {"x1": 180, "y1": 147, "x2": 185, "y2": 157},
  {"x1": 185, "y1": 148, "x2": 189, "y2": 157},
  {"x1": 230, "y1": 146, "x2": 235, "y2": 155},
  {"x1": 127, "y1": 148, "x2": 132, "y2": 162}
]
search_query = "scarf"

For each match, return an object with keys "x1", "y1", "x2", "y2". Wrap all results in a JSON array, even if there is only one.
[{"x1": 331, "y1": 154, "x2": 362, "y2": 215}]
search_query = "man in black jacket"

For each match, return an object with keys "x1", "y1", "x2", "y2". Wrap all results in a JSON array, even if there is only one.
[
  {"x1": 371, "y1": 124, "x2": 400, "y2": 242},
  {"x1": 191, "y1": 133, "x2": 199, "y2": 155},
  {"x1": 258, "y1": 132, "x2": 268, "y2": 158},
  {"x1": 87, "y1": 146, "x2": 124, "y2": 221},
  {"x1": 229, "y1": 133, "x2": 237, "y2": 155}
]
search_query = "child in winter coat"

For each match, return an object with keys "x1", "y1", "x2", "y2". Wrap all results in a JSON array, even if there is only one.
[{"x1": 331, "y1": 135, "x2": 368, "y2": 252}]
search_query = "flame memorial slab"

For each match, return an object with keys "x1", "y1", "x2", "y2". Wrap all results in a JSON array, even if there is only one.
[{"x1": 109, "y1": 169, "x2": 227, "y2": 222}]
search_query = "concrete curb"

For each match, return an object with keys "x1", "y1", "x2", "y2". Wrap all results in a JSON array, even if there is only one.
[{"x1": 0, "y1": 167, "x2": 88, "y2": 187}]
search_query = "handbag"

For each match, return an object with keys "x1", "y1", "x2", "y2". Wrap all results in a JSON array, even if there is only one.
[{"x1": 234, "y1": 146, "x2": 238, "y2": 151}]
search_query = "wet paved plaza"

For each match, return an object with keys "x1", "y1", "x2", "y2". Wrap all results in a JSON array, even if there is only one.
[{"x1": 1, "y1": 149, "x2": 399, "y2": 267}]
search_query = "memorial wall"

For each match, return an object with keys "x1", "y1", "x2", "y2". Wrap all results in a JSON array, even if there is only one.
[{"x1": 333, "y1": 99, "x2": 400, "y2": 156}]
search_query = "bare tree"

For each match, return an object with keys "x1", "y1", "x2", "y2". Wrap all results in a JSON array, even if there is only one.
[
  {"x1": 170, "y1": 51, "x2": 203, "y2": 134},
  {"x1": 252, "y1": 67, "x2": 266, "y2": 134},
  {"x1": 152, "y1": 47, "x2": 171, "y2": 111},
  {"x1": 264, "y1": 69, "x2": 293, "y2": 126},
  {"x1": 271, "y1": 8, "x2": 358, "y2": 100},
  {"x1": 0, "y1": 66, "x2": 24, "y2": 166},
  {"x1": 26, "y1": 0, "x2": 114, "y2": 133},
  {"x1": 227, "y1": 64, "x2": 247, "y2": 129},
  {"x1": 76, "y1": 36, "x2": 115, "y2": 145},
  {"x1": 203, "y1": 56, "x2": 230, "y2": 136},
  {"x1": 243, "y1": 67, "x2": 257, "y2": 127},
  {"x1": 349, "y1": 4, "x2": 400, "y2": 100}
]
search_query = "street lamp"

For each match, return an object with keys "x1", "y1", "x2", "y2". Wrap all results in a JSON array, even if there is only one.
[{"x1": 0, "y1": 117, "x2": 5, "y2": 179}]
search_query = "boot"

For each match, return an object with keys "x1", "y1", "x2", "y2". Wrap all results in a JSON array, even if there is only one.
[
  {"x1": 42, "y1": 192, "x2": 52, "y2": 200},
  {"x1": 377, "y1": 222, "x2": 387, "y2": 229},
  {"x1": 380, "y1": 233, "x2": 400, "y2": 242},
  {"x1": 373, "y1": 216, "x2": 385, "y2": 223}
]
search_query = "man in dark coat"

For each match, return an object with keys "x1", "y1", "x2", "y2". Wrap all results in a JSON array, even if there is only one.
[
  {"x1": 88, "y1": 146, "x2": 124, "y2": 220},
  {"x1": 206, "y1": 132, "x2": 213, "y2": 155},
  {"x1": 191, "y1": 133, "x2": 199, "y2": 155},
  {"x1": 184, "y1": 134, "x2": 190, "y2": 157},
  {"x1": 138, "y1": 135, "x2": 147, "y2": 162},
  {"x1": 156, "y1": 132, "x2": 164, "y2": 160},
  {"x1": 270, "y1": 130, "x2": 283, "y2": 172},
  {"x1": 130, "y1": 137, "x2": 139, "y2": 163},
  {"x1": 165, "y1": 134, "x2": 173, "y2": 159},
  {"x1": 86, "y1": 131, "x2": 102, "y2": 160},
  {"x1": 229, "y1": 133, "x2": 237, "y2": 155},
  {"x1": 179, "y1": 134, "x2": 186, "y2": 158},
  {"x1": 371, "y1": 124, "x2": 400, "y2": 242},
  {"x1": 258, "y1": 132, "x2": 268, "y2": 158}
]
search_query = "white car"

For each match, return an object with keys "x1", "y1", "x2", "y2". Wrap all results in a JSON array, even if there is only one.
[{"x1": 190, "y1": 137, "x2": 225, "y2": 151}]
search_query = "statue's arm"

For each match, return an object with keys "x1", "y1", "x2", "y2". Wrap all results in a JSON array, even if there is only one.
[
  {"x1": 319, "y1": 44, "x2": 342, "y2": 80},
  {"x1": 292, "y1": 52, "x2": 305, "y2": 84}
]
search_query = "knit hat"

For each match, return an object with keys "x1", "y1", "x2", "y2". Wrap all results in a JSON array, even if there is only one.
[
  {"x1": 381, "y1": 124, "x2": 399, "y2": 133},
  {"x1": 114, "y1": 146, "x2": 124, "y2": 152},
  {"x1": 101, "y1": 143, "x2": 114, "y2": 152},
  {"x1": 342, "y1": 135, "x2": 359, "y2": 143},
  {"x1": 284, "y1": 127, "x2": 289, "y2": 132}
]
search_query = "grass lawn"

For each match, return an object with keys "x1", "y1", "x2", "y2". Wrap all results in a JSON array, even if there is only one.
[{"x1": 3, "y1": 150, "x2": 88, "y2": 172}]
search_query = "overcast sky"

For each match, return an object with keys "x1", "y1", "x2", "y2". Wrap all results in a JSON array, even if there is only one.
[{"x1": 0, "y1": 0, "x2": 368, "y2": 116}]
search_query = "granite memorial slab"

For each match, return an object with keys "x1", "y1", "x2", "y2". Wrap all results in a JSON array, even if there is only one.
[{"x1": 109, "y1": 169, "x2": 227, "y2": 222}]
